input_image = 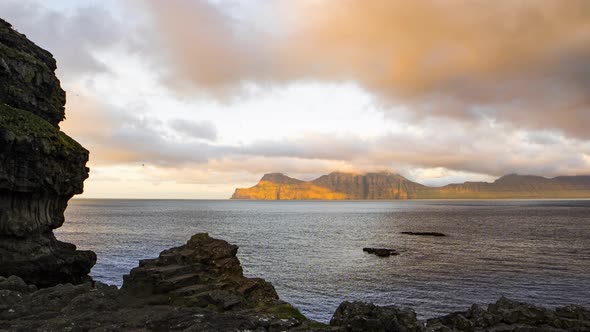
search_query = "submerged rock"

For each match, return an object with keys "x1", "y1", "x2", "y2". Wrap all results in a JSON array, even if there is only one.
[
  {"x1": 363, "y1": 247, "x2": 400, "y2": 257},
  {"x1": 0, "y1": 17, "x2": 95, "y2": 286},
  {"x1": 400, "y1": 232, "x2": 446, "y2": 237}
]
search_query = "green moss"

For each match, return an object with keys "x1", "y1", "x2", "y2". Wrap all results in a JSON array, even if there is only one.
[
  {"x1": 265, "y1": 303, "x2": 307, "y2": 321},
  {"x1": 0, "y1": 42, "x2": 46, "y2": 68},
  {"x1": 58, "y1": 131, "x2": 84, "y2": 151},
  {"x1": 0, "y1": 102, "x2": 85, "y2": 153}
]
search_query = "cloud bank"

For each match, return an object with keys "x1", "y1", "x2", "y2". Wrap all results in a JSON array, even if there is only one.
[{"x1": 146, "y1": 0, "x2": 590, "y2": 138}]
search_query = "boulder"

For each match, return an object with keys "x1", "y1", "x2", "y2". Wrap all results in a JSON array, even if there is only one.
[
  {"x1": 363, "y1": 247, "x2": 400, "y2": 257},
  {"x1": 330, "y1": 301, "x2": 424, "y2": 332},
  {"x1": 426, "y1": 297, "x2": 590, "y2": 331},
  {"x1": 400, "y1": 232, "x2": 446, "y2": 237}
]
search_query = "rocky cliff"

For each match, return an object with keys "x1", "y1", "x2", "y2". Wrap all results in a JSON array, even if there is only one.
[
  {"x1": 232, "y1": 172, "x2": 590, "y2": 200},
  {"x1": 0, "y1": 18, "x2": 95, "y2": 286}
]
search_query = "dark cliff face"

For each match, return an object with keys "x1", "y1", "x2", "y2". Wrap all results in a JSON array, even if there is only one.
[
  {"x1": 312, "y1": 172, "x2": 426, "y2": 199},
  {"x1": 0, "y1": 18, "x2": 95, "y2": 286},
  {"x1": 0, "y1": 19, "x2": 65, "y2": 127}
]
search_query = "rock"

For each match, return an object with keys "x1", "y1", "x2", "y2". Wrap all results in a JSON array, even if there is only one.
[
  {"x1": 0, "y1": 231, "x2": 588, "y2": 331},
  {"x1": 122, "y1": 233, "x2": 281, "y2": 311},
  {"x1": 0, "y1": 17, "x2": 95, "y2": 286},
  {"x1": 363, "y1": 247, "x2": 400, "y2": 257},
  {"x1": 0, "y1": 275, "x2": 35, "y2": 293},
  {"x1": 330, "y1": 298, "x2": 590, "y2": 332},
  {"x1": 425, "y1": 297, "x2": 590, "y2": 331},
  {"x1": 330, "y1": 301, "x2": 424, "y2": 332},
  {"x1": 0, "y1": 18, "x2": 65, "y2": 126},
  {"x1": 400, "y1": 232, "x2": 446, "y2": 237},
  {"x1": 0, "y1": 233, "x2": 326, "y2": 331}
]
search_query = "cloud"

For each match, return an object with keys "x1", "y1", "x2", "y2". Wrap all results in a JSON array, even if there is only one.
[
  {"x1": 143, "y1": 0, "x2": 590, "y2": 139},
  {"x1": 169, "y1": 119, "x2": 217, "y2": 141},
  {"x1": 0, "y1": 0, "x2": 133, "y2": 80},
  {"x1": 62, "y1": 96, "x2": 590, "y2": 182}
]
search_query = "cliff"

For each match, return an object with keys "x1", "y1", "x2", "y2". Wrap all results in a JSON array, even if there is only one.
[
  {"x1": 0, "y1": 18, "x2": 95, "y2": 286},
  {"x1": 231, "y1": 172, "x2": 590, "y2": 200}
]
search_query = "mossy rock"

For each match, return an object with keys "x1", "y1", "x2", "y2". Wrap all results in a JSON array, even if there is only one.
[
  {"x1": 263, "y1": 303, "x2": 307, "y2": 321},
  {"x1": 0, "y1": 102, "x2": 85, "y2": 153}
]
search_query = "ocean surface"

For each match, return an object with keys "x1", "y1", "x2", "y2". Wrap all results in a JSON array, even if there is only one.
[{"x1": 57, "y1": 199, "x2": 590, "y2": 322}]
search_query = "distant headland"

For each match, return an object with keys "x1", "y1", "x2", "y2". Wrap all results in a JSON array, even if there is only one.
[{"x1": 231, "y1": 172, "x2": 590, "y2": 200}]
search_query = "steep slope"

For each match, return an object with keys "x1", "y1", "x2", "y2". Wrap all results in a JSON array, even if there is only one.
[
  {"x1": 312, "y1": 172, "x2": 427, "y2": 199},
  {"x1": 231, "y1": 173, "x2": 348, "y2": 200},
  {"x1": 417, "y1": 174, "x2": 590, "y2": 199},
  {"x1": 0, "y1": 18, "x2": 95, "y2": 286},
  {"x1": 231, "y1": 172, "x2": 590, "y2": 200}
]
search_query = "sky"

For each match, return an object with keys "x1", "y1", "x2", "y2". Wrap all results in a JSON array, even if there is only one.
[{"x1": 2, "y1": 0, "x2": 590, "y2": 198}]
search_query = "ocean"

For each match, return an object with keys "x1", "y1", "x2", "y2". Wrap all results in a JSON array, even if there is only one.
[{"x1": 57, "y1": 199, "x2": 590, "y2": 322}]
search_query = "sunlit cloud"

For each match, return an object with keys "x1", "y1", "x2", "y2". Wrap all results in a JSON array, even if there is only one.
[{"x1": 2, "y1": 0, "x2": 589, "y2": 198}]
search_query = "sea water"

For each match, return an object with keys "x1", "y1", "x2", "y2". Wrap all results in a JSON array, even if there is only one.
[{"x1": 57, "y1": 199, "x2": 590, "y2": 322}]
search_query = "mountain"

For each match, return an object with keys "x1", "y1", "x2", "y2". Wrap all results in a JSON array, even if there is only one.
[{"x1": 231, "y1": 172, "x2": 590, "y2": 200}]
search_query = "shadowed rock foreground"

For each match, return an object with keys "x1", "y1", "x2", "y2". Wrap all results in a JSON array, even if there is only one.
[
  {"x1": 0, "y1": 233, "x2": 323, "y2": 331},
  {"x1": 1, "y1": 233, "x2": 589, "y2": 331}
]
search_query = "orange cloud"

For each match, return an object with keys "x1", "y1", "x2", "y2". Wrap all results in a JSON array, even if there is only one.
[{"x1": 144, "y1": 0, "x2": 590, "y2": 137}]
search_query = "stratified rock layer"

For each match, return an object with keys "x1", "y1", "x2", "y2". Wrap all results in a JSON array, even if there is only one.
[
  {"x1": 122, "y1": 233, "x2": 282, "y2": 311},
  {"x1": 0, "y1": 18, "x2": 95, "y2": 286},
  {"x1": 0, "y1": 233, "x2": 322, "y2": 331},
  {"x1": 0, "y1": 19, "x2": 65, "y2": 127}
]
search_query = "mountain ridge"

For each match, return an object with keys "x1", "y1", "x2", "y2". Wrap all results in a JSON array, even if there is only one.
[{"x1": 231, "y1": 172, "x2": 590, "y2": 200}]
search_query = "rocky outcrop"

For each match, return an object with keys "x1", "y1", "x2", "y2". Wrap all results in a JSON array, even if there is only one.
[
  {"x1": 0, "y1": 18, "x2": 95, "y2": 286},
  {"x1": 426, "y1": 297, "x2": 590, "y2": 332},
  {"x1": 122, "y1": 233, "x2": 282, "y2": 310},
  {"x1": 0, "y1": 233, "x2": 325, "y2": 331},
  {"x1": 330, "y1": 301, "x2": 424, "y2": 332},
  {"x1": 363, "y1": 248, "x2": 400, "y2": 257},
  {"x1": 329, "y1": 298, "x2": 590, "y2": 332},
  {"x1": 400, "y1": 232, "x2": 446, "y2": 237},
  {"x1": 231, "y1": 172, "x2": 590, "y2": 200}
]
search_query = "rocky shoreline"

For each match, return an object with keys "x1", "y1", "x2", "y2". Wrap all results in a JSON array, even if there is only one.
[
  {"x1": 1, "y1": 233, "x2": 589, "y2": 331},
  {"x1": 1, "y1": 16, "x2": 589, "y2": 332}
]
